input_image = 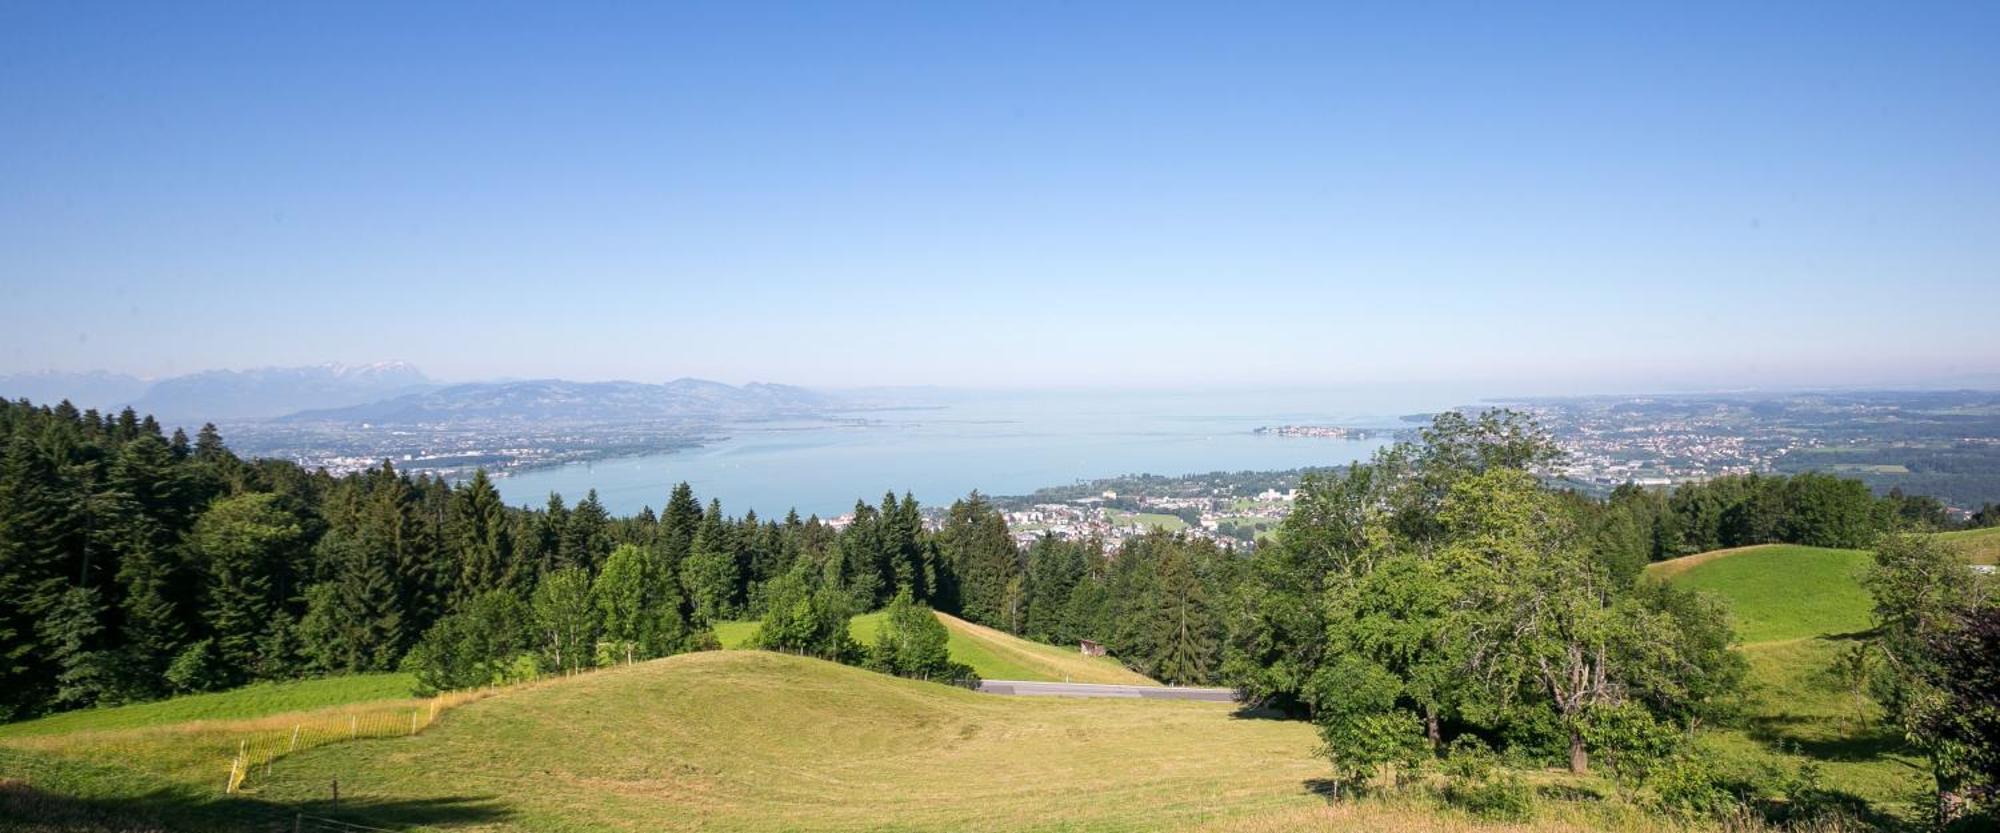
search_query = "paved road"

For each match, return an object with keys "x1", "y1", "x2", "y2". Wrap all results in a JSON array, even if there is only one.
[{"x1": 978, "y1": 680, "x2": 1237, "y2": 702}]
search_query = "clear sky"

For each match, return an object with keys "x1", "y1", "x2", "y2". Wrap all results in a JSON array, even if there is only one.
[{"x1": 2, "y1": 2, "x2": 1996, "y2": 391}]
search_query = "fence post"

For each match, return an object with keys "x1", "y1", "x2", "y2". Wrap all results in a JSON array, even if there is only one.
[
  {"x1": 291, "y1": 724, "x2": 301, "y2": 751},
  {"x1": 349, "y1": 715, "x2": 357, "y2": 740},
  {"x1": 411, "y1": 708, "x2": 419, "y2": 735}
]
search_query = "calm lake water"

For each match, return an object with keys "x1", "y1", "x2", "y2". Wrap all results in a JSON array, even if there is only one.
[{"x1": 492, "y1": 387, "x2": 1471, "y2": 517}]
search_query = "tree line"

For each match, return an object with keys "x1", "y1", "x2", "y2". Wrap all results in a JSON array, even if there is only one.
[{"x1": 0, "y1": 397, "x2": 1238, "y2": 718}]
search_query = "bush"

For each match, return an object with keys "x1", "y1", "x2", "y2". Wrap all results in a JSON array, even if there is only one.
[
  {"x1": 164, "y1": 639, "x2": 222, "y2": 694},
  {"x1": 405, "y1": 590, "x2": 534, "y2": 695},
  {"x1": 1440, "y1": 736, "x2": 1535, "y2": 822},
  {"x1": 1582, "y1": 702, "x2": 1685, "y2": 798},
  {"x1": 864, "y1": 591, "x2": 977, "y2": 685},
  {"x1": 1649, "y1": 750, "x2": 1736, "y2": 820}
]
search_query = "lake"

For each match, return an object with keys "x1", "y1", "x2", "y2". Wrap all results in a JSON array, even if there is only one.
[{"x1": 492, "y1": 387, "x2": 1470, "y2": 517}]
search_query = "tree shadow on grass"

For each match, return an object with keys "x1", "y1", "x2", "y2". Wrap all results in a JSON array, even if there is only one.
[
  {"x1": 1228, "y1": 703, "x2": 1301, "y2": 721},
  {"x1": 1301, "y1": 777, "x2": 1342, "y2": 802},
  {"x1": 0, "y1": 779, "x2": 513, "y2": 833},
  {"x1": 1744, "y1": 714, "x2": 1920, "y2": 766}
]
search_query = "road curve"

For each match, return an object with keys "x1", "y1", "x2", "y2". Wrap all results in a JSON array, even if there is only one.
[{"x1": 978, "y1": 680, "x2": 1237, "y2": 702}]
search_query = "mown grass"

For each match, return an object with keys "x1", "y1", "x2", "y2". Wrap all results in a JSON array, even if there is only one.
[
  {"x1": 1652, "y1": 544, "x2": 1926, "y2": 819},
  {"x1": 245, "y1": 651, "x2": 1328, "y2": 832},
  {"x1": 1653, "y1": 545, "x2": 1875, "y2": 643},
  {"x1": 0, "y1": 691, "x2": 462, "y2": 788},
  {"x1": 715, "y1": 610, "x2": 1155, "y2": 685},
  {"x1": 0, "y1": 673, "x2": 415, "y2": 740}
]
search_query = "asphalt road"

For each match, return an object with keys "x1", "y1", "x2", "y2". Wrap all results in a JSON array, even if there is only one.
[{"x1": 977, "y1": 680, "x2": 1238, "y2": 701}]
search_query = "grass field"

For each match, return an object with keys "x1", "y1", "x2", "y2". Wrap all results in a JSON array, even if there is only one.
[
  {"x1": 1106, "y1": 510, "x2": 1189, "y2": 532},
  {"x1": 241, "y1": 652, "x2": 1335, "y2": 831},
  {"x1": 1652, "y1": 545, "x2": 1875, "y2": 643},
  {"x1": 1648, "y1": 544, "x2": 1927, "y2": 817},
  {"x1": 0, "y1": 673, "x2": 414, "y2": 741},
  {"x1": 1938, "y1": 524, "x2": 2000, "y2": 565},
  {"x1": 715, "y1": 611, "x2": 1155, "y2": 685},
  {"x1": 0, "y1": 682, "x2": 459, "y2": 789}
]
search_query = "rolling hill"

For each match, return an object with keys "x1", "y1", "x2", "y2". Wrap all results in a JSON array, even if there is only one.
[
  {"x1": 1646, "y1": 543, "x2": 1928, "y2": 814},
  {"x1": 249, "y1": 651, "x2": 1317, "y2": 832},
  {"x1": 716, "y1": 610, "x2": 1157, "y2": 686}
]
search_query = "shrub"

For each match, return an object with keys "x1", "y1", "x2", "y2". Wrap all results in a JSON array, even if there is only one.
[
  {"x1": 864, "y1": 591, "x2": 977, "y2": 685},
  {"x1": 163, "y1": 639, "x2": 222, "y2": 694},
  {"x1": 1582, "y1": 702, "x2": 1685, "y2": 798},
  {"x1": 1440, "y1": 736, "x2": 1535, "y2": 822},
  {"x1": 1650, "y1": 750, "x2": 1736, "y2": 820}
]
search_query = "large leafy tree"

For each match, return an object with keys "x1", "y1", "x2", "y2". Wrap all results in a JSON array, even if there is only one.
[
  {"x1": 753, "y1": 566, "x2": 855, "y2": 661},
  {"x1": 865, "y1": 590, "x2": 968, "y2": 682},
  {"x1": 406, "y1": 589, "x2": 535, "y2": 695},
  {"x1": 531, "y1": 566, "x2": 598, "y2": 675},
  {"x1": 594, "y1": 542, "x2": 688, "y2": 661},
  {"x1": 1866, "y1": 533, "x2": 1995, "y2": 824}
]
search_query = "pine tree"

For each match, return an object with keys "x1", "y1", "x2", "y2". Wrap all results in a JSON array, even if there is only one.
[
  {"x1": 302, "y1": 532, "x2": 405, "y2": 672},
  {"x1": 660, "y1": 482, "x2": 702, "y2": 568},
  {"x1": 683, "y1": 501, "x2": 740, "y2": 624},
  {"x1": 562, "y1": 490, "x2": 612, "y2": 572},
  {"x1": 192, "y1": 493, "x2": 305, "y2": 682},
  {"x1": 41, "y1": 585, "x2": 115, "y2": 708},
  {"x1": 449, "y1": 470, "x2": 514, "y2": 604},
  {"x1": 937, "y1": 493, "x2": 1017, "y2": 629},
  {"x1": 0, "y1": 436, "x2": 72, "y2": 716},
  {"x1": 113, "y1": 536, "x2": 184, "y2": 698},
  {"x1": 533, "y1": 492, "x2": 568, "y2": 576}
]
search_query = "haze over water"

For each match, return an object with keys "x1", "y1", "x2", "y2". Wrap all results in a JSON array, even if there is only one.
[{"x1": 492, "y1": 388, "x2": 1460, "y2": 517}]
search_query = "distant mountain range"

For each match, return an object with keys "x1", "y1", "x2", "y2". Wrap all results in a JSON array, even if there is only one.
[
  {"x1": 0, "y1": 370, "x2": 150, "y2": 412},
  {"x1": 0, "y1": 363, "x2": 435, "y2": 423},
  {"x1": 137, "y1": 363, "x2": 436, "y2": 422},
  {"x1": 0, "y1": 364, "x2": 840, "y2": 426},
  {"x1": 283, "y1": 378, "x2": 837, "y2": 425}
]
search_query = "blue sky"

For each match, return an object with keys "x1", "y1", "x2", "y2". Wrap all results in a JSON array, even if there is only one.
[{"x1": 2, "y1": 2, "x2": 1996, "y2": 391}]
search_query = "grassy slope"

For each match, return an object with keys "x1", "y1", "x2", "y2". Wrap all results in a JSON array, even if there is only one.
[
  {"x1": 1648, "y1": 545, "x2": 1927, "y2": 815},
  {"x1": 0, "y1": 672, "x2": 423, "y2": 790},
  {"x1": 0, "y1": 673, "x2": 414, "y2": 740},
  {"x1": 252, "y1": 651, "x2": 1319, "y2": 833},
  {"x1": 1662, "y1": 545, "x2": 1875, "y2": 643},
  {"x1": 1937, "y1": 524, "x2": 2000, "y2": 565},
  {"x1": 716, "y1": 611, "x2": 1157, "y2": 686}
]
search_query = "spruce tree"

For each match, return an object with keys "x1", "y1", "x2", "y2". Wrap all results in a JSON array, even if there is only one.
[
  {"x1": 562, "y1": 490, "x2": 612, "y2": 571},
  {"x1": 683, "y1": 501, "x2": 740, "y2": 624},
  {"x1": 191, "y1": 493, "x2": 305, "y2": 682},
  {"x1": 40, "y1": 585, "x2": 115, "y2": 708},
  {"x1": 448, "y1": 470, "x2": 514, "y2": 604}
]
